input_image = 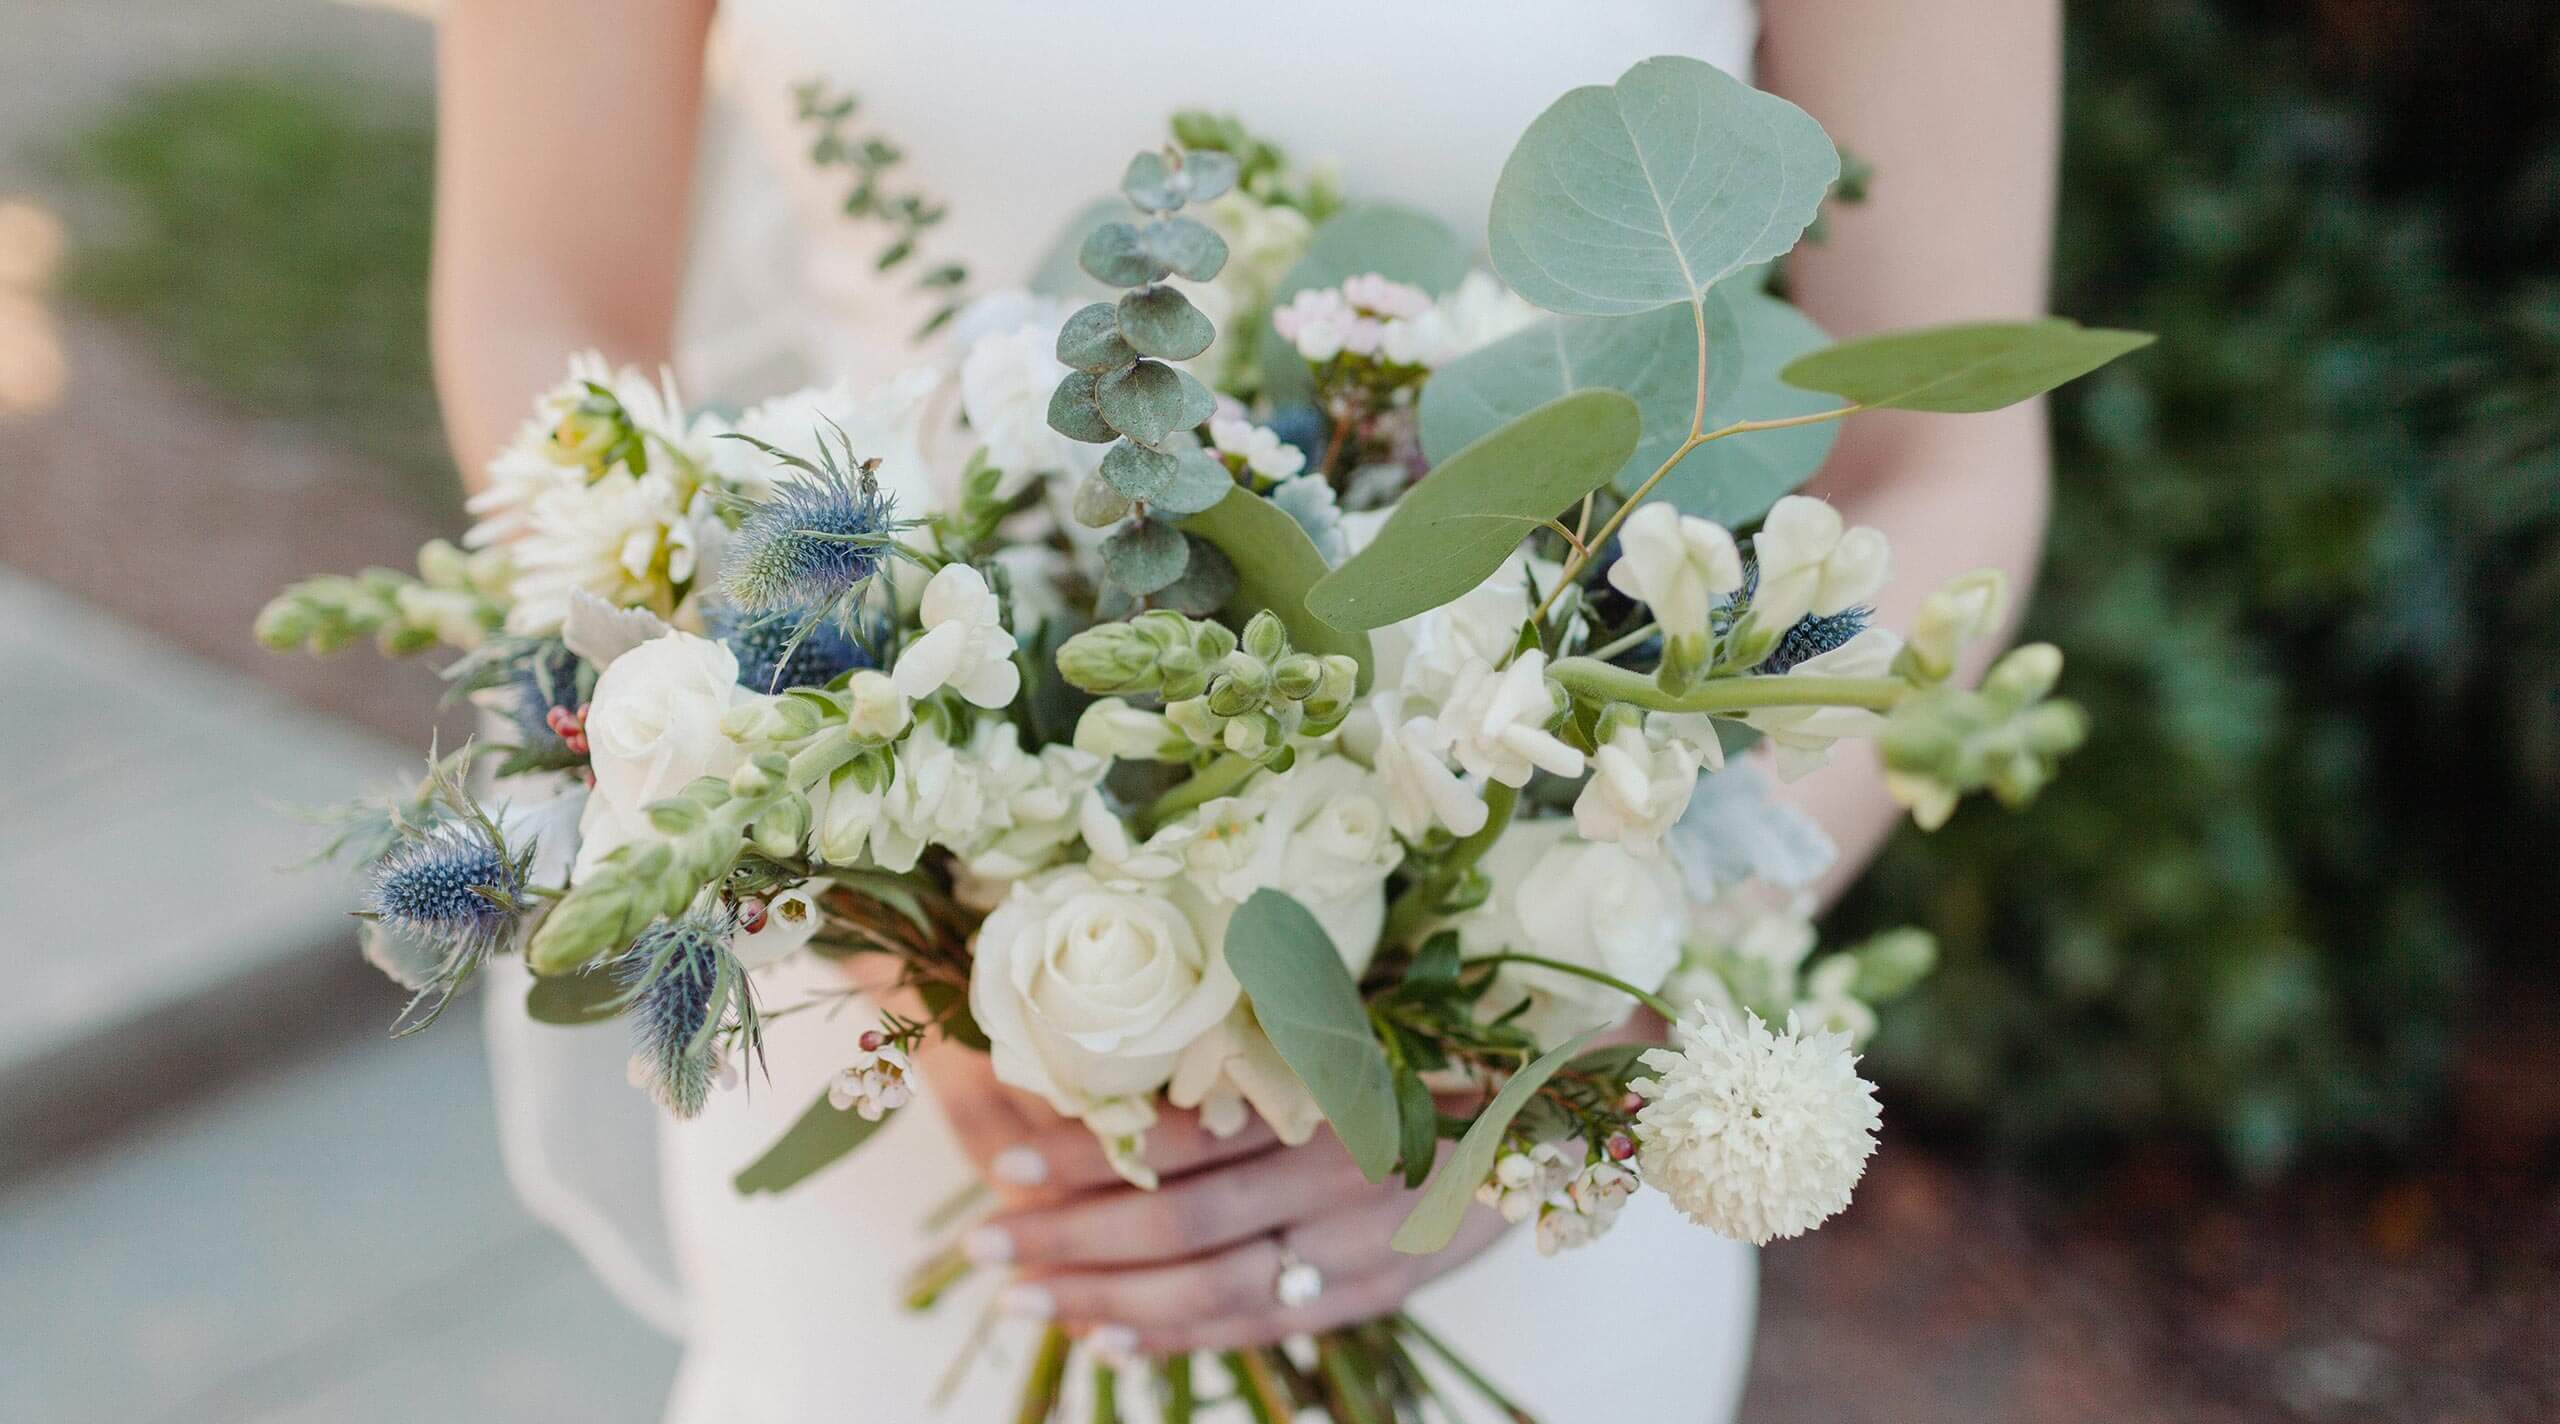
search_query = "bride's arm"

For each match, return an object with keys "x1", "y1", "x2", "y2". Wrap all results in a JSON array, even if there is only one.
[{"x1": 431, "y1": 0, "x2": 718, "y2": 483}]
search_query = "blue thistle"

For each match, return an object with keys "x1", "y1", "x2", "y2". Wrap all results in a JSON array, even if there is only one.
[
  {"x1": 707, "y1": 600, "x2": 877, "y2": 693},
  {"x1": 1723, "y1": 556, "x2": 1873, "y2": 674},
  {"x1": 363, "y1": 785, "x2": 538, "y2": 1037},
  {"x1": 616, "y1": 909, "x2": 757, "y2": 1118},
  {"x1": 718, "y1": 430, "x2": 902, "y2": 614},
  {"x1": 503, "y1": 641, "x2": 586, "y2": 764}
]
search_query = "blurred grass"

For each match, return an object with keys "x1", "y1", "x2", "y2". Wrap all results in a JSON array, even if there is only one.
[{"x1": 53, "y1": 73, "x2": 454, "y2": 513}]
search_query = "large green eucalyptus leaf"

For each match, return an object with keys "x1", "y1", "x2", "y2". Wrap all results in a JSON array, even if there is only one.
[
  {"x1": 1390, "y1": 1027, "x2": 1601, "y2": 1254},
  {"x1": 1260, "y1": 203, "x2": 1472, "y2": 403},
  {"x1": 1180, "y1": 487, "x2": 1372, "y2": 689},
  {"x1": 1489, "y1": 56, "x2": 1837, "y2": 317},
  {"x1": 1308, "y1": 390, "x2": 1641, "y2": 632},
  {"x1": 1658, "y1": 286, "x2": 1840, "y2": 525},
  {"x1": 1780, "y1": 319, "x2": 2156, "y2": 413},
  {"x1": 1224, "y1": 890, "x2": 1400, "y2": 1183},
  {"x1": 733, "y1": 1089, "x2": 893, "y2": 1195}
]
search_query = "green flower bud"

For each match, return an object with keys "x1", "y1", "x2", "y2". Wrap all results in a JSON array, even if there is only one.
[
  {"x1": 415, "y1": 538, "x2": 470, "y2": 590},
  {"x1": 752, "y1": 792, "x2": 813, "y2": 858},
  {"x1": 1272, "y1": 653, "x2": 1323, "y2": 702},
  {"x1": 729, "y1": 760, "x2": 778, "y2": 800},
  {"x1": 1222, "y1": 711, "x2": 1279, "y2": 760},
  {"x1": 1984, "y1": 643, "x2": 2063, "y2": 706},
  {"x1": 1057, "y1": 624, "x2": 1158, "y2": 695},
  {"x1": 1206, "y1": 657, "x2": 1272, "y2": 717},
  {"x1": 1164, "y1": 696, "x2": 1222, "y2": 749},
  {"x1": 1846, "y1": 928, "x2": 1938, "y2": 1002},
  {"x1": 1157, "y1": 645, "x2": 1209, "y2": 701},
  {"x1": 649, "y1": 798, "x2": 707, "y2": 835},
  {"x1": 1242, "y1": 609, "x2": 1288, "y2": 663}
]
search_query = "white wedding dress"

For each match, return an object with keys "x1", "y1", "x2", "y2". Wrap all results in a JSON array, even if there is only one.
[{"x1": 488, "y1": 3, "x2": 1763, "y2": 1419}]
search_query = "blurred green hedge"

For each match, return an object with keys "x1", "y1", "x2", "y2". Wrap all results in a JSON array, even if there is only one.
[{"x1": 1846, "y1": 1, "x2": 2560, "y2": 1175}]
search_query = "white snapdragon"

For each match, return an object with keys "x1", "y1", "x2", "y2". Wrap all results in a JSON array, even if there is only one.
[
  {"x1": 1902, "y1": 569, "x2": 2009, "y2": 683},
  {"x1": 1741, "y1": 628, "x2": 1904, "y2": 779},
  {"x1": 813, "y1": 761, "x2": 885, "y2": 866},
  {"x1": 1572, "y1": 724, "x2": 1702, "y2": 856},
  {"x1": 1745, "y1": 495, "x2": 1891, "y2": 638},
  {"x1": 1454, "y1": 819, "x2": 1686, "y2": 1046},
  {"x1": 1209, "y1": 417, "x2": 1307, "y2": 481},
  {"x1": 1374, "y1": 552, "x2": 1555, "y2": 707},
  {"x1": 1606, "y1": 502, "x2": 1743, "y2": 645},
  {"x1": 732, "y1": 880, "x2": 831, "y2": 969},
  {"x1": 572, "y1": 632, "x2": 746, "y2": 876},
  {"x1": 1073, "y1": 698, "x2": 1187, "y2": 761},
  {"x1": 1364, "y1": 692, "x2": 1487, "y2": 839},
  {"x1": 893, "y1": 564, "x2": 1020, "y2": 709},
  {"x1": 1438, "y1": 651, "x2": 1586, "y2": 788},
  {"x1": 827, "y1": 1035, "x2": 915, "y2": 1121},
  {"x1": 843, "y1": 669, "x2": 913, "y2": 742},
  {"x1": 1632, "y1": 1010, "x2": 1880, "y2": 1245}
]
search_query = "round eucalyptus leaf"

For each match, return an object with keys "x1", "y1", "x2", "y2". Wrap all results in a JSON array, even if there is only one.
[
  {"x1": 1153, "y1": 534, "x2": 1239, "y2": 615},
  {"x1": 1080, "y1": 220, "x2": 1163, "y2": 287},
  {"x1": 1102, "y1": 517, "x2": 1191, "y2": 595},
  {"x1": 1143, "y1": 217, "x2": 1228, "y2": 283},
  {"x1": 1098, "y1": 438, "x2": 1180, "y2": 501},
  {"x1": 1071, "y1": 474, "x2": 1134, "y2": 528},
  {"x1": 1122, "y1": 151, "x2": 1182, "y2": 212},
  {"x1": 1045, "y1": 370, "x2": 1117, "y2": 444},
  {"x1": 1148, "y1": 448, "x2": 1240, "y2": 517},
  {"x1": 1116, "y1": 286, "x2": 1216, "y2": 361},
  {"x1": 1182, "y1": 151, "x2": 1239, "y2": 204},
  {"x1": 1057, "y1": 302, "x2": 1138, "y2": 372},
  {"x1": 1096, "y1": 359, "x2": 1210, "y2": 447}
]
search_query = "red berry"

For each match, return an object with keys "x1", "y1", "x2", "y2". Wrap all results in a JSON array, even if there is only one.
[
  {"x1": 858, "y1": 1030, "x2": 886, "y2": 1053},
  {"x1": 1619, "y1": 1092, "x2": 1645, "y2": 1115},
  {"x1": 1607, "y1": 1133, "x2": 1637, "y2": 1162},
  {"x1": 737, "y1": 897, "x2": 769, "y2": 933}
]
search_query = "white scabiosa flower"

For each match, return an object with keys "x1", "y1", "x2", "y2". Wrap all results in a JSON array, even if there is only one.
[
  {"x1": 1631, "y1": 1010, "x2": 1881, "y2": 1245},
  {"x1": 893, "y1": 564, "x2": 1020, "y2": 708},
  {"x1": 1572, "y1": 724, "x2": 1702, "y2": 856},
  {"x1": 1745, "y1": 495, "x2": 1891, "y2": 637},
  {"x1": 1209, "y1": 417, "x2": 1308, "y2": 481},
  {"x1": 1606, "y1": 502, "x2": 1743, "y2": 643},
  {"x1": 1438, "y1": 651, "x2": 1586, "y2": 788},
  {"x1": 1741, "y1": 627, "x2": 1904, "y2": 779}
]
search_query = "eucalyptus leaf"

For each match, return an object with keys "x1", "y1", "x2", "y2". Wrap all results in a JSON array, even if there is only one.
[
  {"x1": 1081, "y1": 220, "x2": 1161, "y2": 287},
  {"x1": 1029, "y1": 197, "x2": 1127, "y2": 301},
  {"x1": 1394, "y1": 1069, "x2": 1438, "y2": 1190},
  {"x1": 1117, "y1": 286, "x2": 1216, "y2": 361},
  {"x1": 524, "y1": 965, "x2": 626, "y2": 1026},
  {"x1": 1308, "y1": 389, "x2": 1642, "y2": 632},
  {"x1": 1152, "y1": 534, "x2": 1240, "y2": 616},
  {"x1": 1059, "y1": 302, "x2": 1138, "y2": 372},
  {"x1": 1046, "y1": 370, "x2": 1116, "y2": 444},
  {"x1": 1180, "y1": 488, "x2": 1373, "y2": 689},
  {"x1": 1096, "y1": 360, "x2": 1212, "y2": 446},
  {"x1": 1103, "y1": 518, "x2": 1191, "y2": 594},
  {"x1": 1659, "y1": 286, "x2": 1840, "y2": 524},
  {"x1": 1224, "y1": 890, "x2": 1400, "y2": 1183},
  {"x1": 733, "y1": 1089, "x2": 894, "y2": 1195},
  {"x1": 1391, "y1": 1028, "x2": 1602, "y2": 1253},
  {"x1": 1182, "y1": 150, "x2": 1238, "y2": 203},
  {"x1": 1148, "y1": 448, "x2": 1239, "y2": 517},
  {"x1": 1779, "y1": 318, "x2": 2157, "y2": 412},
  {"x1": 1489, "y1": 56, "x2": 1837, "y2": 316},
  {"x1": 1142, "y1": 217, "x2": 1228, "y2": 283},
  {"x1": 1099, "y1": 439, "x2": 1179, "y2": 502},
  {"x1": 1122, "y1": 150, "x2": 1181, "y2": 212},
  {"x1": 1072, "y1": 474, "x2": 1135, "y2": 527}
]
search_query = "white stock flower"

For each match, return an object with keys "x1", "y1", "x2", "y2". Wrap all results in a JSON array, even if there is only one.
[
  {"x1": 572, "y1": 632, "x2": 746, "y2": 875},
  {"x1": 1742, "y1": 628, "x2": 1903, "y2": 779},
  {"x1": 1453, "y1": 819, "x2": 1685, "y2": 1046},
  {"x1": 1747, "y1": 495, "x2": 1891, "y2": 636},
  {"x1": 1572, "y1": 724, "x2": 1702, "y2": 856},
  {"x1": 894, "y1": 564, "x2": 1020, "y2": 708},
  {"x1": 962, "y1": 323, "x2": 1099, "y2": 496},
  {"x1": 965, "y1": 737, "x2": 1107, "y2": 882},
  {"x1": 968, "y1": 866, "x2": 1242, "y2": 1131},
  {"x1": 1607, "y1": 503, "x2": 1742, "y2": 641},
  {"x1": 827, "y1": 1037, "x2": 914, "y2": 1121},
  {"x1": 1209, "y1": 417, "x2": 1308, "y2": 481},
  {"x1": 1438, "y1": 651, "x2": 1585, "y2": 788},
  {"x1": 1371, "y1": 552, "x2": 1552, "y2": 707},
  {"x1": 1364, "y1": 692, "x2": 1487, "y2": 839},
  {"x1": 868, "y1": 718, "x2": 1098, "y2": 877},
  {"x1": 1632, "y1": 1010, "x2": 1880, "y2": 1245}
]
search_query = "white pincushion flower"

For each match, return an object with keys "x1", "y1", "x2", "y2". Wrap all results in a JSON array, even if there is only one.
[
  {"x1": 828, "y1": 1036, "x2": 914, "y2": 1121},
  {"x1": 1438, "y1": 651, "x2": 1586, "y2": 788},
  {"x1": 894, "y1": 564, "x2": 1020, "y2": 708},
  {"x1": 1607, "y1": 503, "x2": 1743, "y2": 641},
  {"x1": 1632, "y1": 1009, "x2": 1881, "y2": 1245},
  {"x1": 1572, "y1": 724, "x2": 1702, "y2": 856},
  {"x1": 1747, "y1": 495, "x2": 1891, "y2": 636},
  {"x1": 1209, "y1": 417, "x2": 1307, "y2": 481},
  {"x1": 1365, "y1": 693, "x2": 1487, "y2": 839},
  {"x1": 1741, "y1": 627, "x2": 1903, "y2": 779},
  {"x1": 962, "y1": 323, "x2": 1098, "y2": 496}
]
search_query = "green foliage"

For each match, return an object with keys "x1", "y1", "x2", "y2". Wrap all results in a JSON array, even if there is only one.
[
  {"x1": 1657, "y1": 285, "x2": 1840, "y2": 525},
  {"x1": 1180, "y1": 488, "x2": 1374, "y2": 684},
  {"x1": 733, "y1": 1087, "x2": 894, "y2": 1195},
  {"x1": 1390, "y1": 1028, "x2": 1599, "y2": 1254},
  {"x1": 1781, "y1": 319, "x2": 2157, "y2": 414},
  {"x1": 1224, "y1": 890, "x2": 1400, "y2": 1182}
]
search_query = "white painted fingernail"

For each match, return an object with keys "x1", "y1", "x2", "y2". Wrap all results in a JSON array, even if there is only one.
[
  {"x1": 993, "y1": 1146, "x2": 1048, "y2": 1186},
  {"x1": 1087, "y1": 1324, "x2": 1140, "y2": 1363},
  {"x1": 997, "y1": 1284, "x2": 1053, "y2": 1320},
  {"x1": 962, "y1": 1226, "x2": 1013, "y2": 1265}
]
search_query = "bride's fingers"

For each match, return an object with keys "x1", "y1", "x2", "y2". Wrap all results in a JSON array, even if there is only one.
[
  {"x1": 1008, "y1": 1111, "x2": 1281, "y2": 1194},
  {"x1": 982, "y1": 1139, "x2": 1369, "y2": 1269},
  {"x1": 1005, "y1": 1194, "x2": 1394, "y2": 1330},
  {"x1": 1126, "y1": 1207, "x2": 1511, "y2": 1357}
]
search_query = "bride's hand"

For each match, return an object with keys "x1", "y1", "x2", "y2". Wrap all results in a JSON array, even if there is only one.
[{"x1": 967, "y1": 1132, "x2": 1510, "y2": 1356}]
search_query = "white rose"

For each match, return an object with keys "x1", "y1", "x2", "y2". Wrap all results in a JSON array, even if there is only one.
[
  {"x1": 1606, "y1": 502, "x2": 1742, "y2": 642},
  {"x1": 1572, "y1": 724, "x2": 1702, "y2": 856},
  {"x1": 573, "y1": 632, "x2": 746, "y2": 875},
  {"x1": 1453, "y1": 819, "x2": 1686, "y2": 1046},
  {"x1": 969, "y1": 867, "x2": 1242, "y2": 1125},
  {"x1": 1746, "y1": 495, "x2": 1891, "y2": 637}
]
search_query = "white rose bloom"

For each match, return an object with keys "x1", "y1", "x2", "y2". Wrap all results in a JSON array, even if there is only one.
[
  {"x1": 1747, "y1": 495, "x2": 1891, "y2": 636},
  {"x1": 1438, "y1": 651, "x2": 1585, "y2": 788},
  {"x1": 894, "y1": 564, "x2": 1021, "y2": 708},
  {"x1": 572, "y1": 632, "x2": 747, "y2": 875},
  {"x1": 1364, "y1": 692, "x2": 1487, "y2": 839},
  {"x1": 1167, "y1": 1007, "x2": 1323, "y2": 1144},
  {"x1": 1572, "y1": 724, "x2": 1702, "y2": 856},
  {"x1": 1209, "y1": 417, "x2": 1308, "y2": 481},
  {"x1": 1452, "y1": 819, "x2": 1685, "y2": 1046},
  {"x1": 1631, "y1": 1010, "x2": 1880, "y2": 1245},
  {"x1": 1606, "y1": 502, "x2": 1742, "y2": 641},
  {"x1": 968, "y1": 866, "x2": 1243, "y2": 1132},
  {"x1": 962, "y1": 324, "x2": 1100, "y2": 497},
  {"x1": 1169, "y1": 754, "x2": 1397, "y2": 964},
  {"x1": 1741, "y1": 627, "x2": 1903, "y2": 779}
]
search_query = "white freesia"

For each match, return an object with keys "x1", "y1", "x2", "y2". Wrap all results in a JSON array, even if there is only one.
[
  {"x1": 1742, "y1": 628, "x2": 1904, "y2": 779},
  {"x1": 572, "y1": 631, "x2": 746, "y2": 875},
  {"x1": 1438, "y1": 651, "x2": 1586, "y2": 788},
  {"x1": 1363, "y1": 692, "x2": 1486, "y2": 839},
  {"x1": 1632, "y1": 1010, "x2": 1880, "y2": 1245},
  {"x1": 1572, "y1": 724, "x2": 1702, "y2": 856},
  {"x1": 1453, "y1": 819, "x2": 1685, "y2": 1045},
  {"x1": 1607, "y1": 502, "x2": 1742, "y2": 641},
  {"x1": 1746, "y1": 495, "x2": 1891, "y2": 636},
  {"x1": 894, "y1": 564, "x2": 1020, "y2": 708},
  {"x1": 968, "y1": 865, "x2": 1242, "y2": 1141}
]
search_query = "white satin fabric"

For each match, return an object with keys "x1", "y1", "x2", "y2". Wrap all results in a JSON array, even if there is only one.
[{"x1": 486, "y1": 4, "x2": 1766, "y2": 1419}]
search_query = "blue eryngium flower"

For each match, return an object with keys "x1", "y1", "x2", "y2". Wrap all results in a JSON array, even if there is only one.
[
  {"x1": 364, "y1": 801, "x2": 537, "y2": 1035},
  {"x1": 504, "y1": 641, "x2": 585, "y2": 759},
  {"x1": 1760, "y1": 606, "x2": 1873, "y2": 675},
  {"x1": 719, "y1": 434, "x2": 900, "y2": 614},
  {"x1": 617, "y1": 909, "x2": 757, "y2": 1119},
  {"x1": 707, "y1": 600, "x2": 876, "y2": 693}
]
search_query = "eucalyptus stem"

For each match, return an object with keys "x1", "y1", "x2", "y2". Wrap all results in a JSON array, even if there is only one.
[
  {"x1": 1397, "y1": 1313, "x2": 1541, "y2": 1424},
  {"x1": 1140, "y1": 752, "x2": 1260, "y2": 832},
  {"x1": 1472, "y1": 952, "x2": 1681, "y2": 1021},
  {"x1": 1547, "y1": 656, "x2": 1909, "y2": 715},
  {"x1": 1383, "y1": 781, "x2": 1519, "y2": 946},
  {"x1": 1013, "y1": 1324, "x2": 1071, "y2": 1424}
]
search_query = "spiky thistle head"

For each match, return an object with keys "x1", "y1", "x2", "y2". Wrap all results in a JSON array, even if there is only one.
[
  {"x1": 706, "y1": 600, "x2": 878, "y2": 693},
  {"x1": 616, "y1": 907, "x2": 758, "y2": 1118},
  {"x1": 367, "y1": 819, "x2": 527, "y2": 957},
  {"x1": 1724, "y1": 556, "x2": 1872, "y2": 675},
  {"x1": 718, "y1": 426, "x2": 904, "y2": 614}
]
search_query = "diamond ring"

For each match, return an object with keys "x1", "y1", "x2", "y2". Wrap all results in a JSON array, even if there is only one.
[{"x1": 1272, "y1": 1240, "x2": 1323, "y2": 1308}]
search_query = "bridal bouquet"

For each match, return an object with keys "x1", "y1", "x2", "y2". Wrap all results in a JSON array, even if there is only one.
[{"x1": 262, "y1": 56, "x2": 2143, "y2": 1421}]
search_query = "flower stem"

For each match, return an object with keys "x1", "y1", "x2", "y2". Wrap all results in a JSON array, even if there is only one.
[
  {"x1": 1397, "y1": 1313, "x2": 1542, "y2": 1424},
  {"x1": 902, "y1": 1243, "x2": 973, "y2": 1312},
  {"x1": 1139, "y1": 752, "x2": 1260, "y2": 832},
  {"x1": 1547, "y1": 656, "x2": 1909, "y2": 714},
  {"x1": 1383, "y1": 780, "x2": 1518, "y2": 946},
  {"x1": 1586, "y1": 620, "x2": 1661, "y2": 664},
  {"x1": 1159, "y1": 1356, "x2": 1196, "y2": 1423},
  {"x1": 1471, "y1": 952, "x2": 1681, "y2": 1021},
  {"x1": 1223, "y1": 1350, "x2": 1291, "y2": 1424},
  {"x1": 1315, "y1": 1333, "x2": 1390, "y2": 1424},
  {"x1": 1013, "y1": 1324, "x2": 1071, "y2": 1424}
]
